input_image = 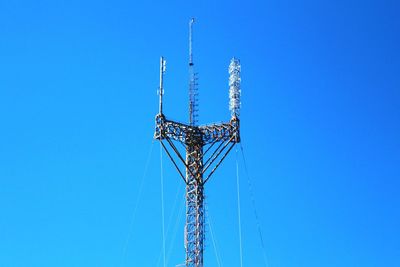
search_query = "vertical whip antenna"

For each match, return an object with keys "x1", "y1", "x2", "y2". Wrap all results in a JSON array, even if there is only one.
[
  {"x1": 189, "y1": 18, "x2": 198, "y2": 126},
  {"x1": 159, "y1": 56, "x2": 166, "y2": 114},
  {"x1": 189, "y1": 18, "x2": 194, "y2": 66},
  {"x1": 229, "y1": 58, "x2": 241, "y2": 118}
]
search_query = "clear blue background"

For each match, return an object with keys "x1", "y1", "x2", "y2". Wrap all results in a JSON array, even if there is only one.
[{"x1": 0, "y1": 0, "x2": 399, "y2": 266}]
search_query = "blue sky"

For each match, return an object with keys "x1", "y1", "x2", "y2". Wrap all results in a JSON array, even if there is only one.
[{"x1": 0, "y1": 0, "x2": 399, "y2": 266}]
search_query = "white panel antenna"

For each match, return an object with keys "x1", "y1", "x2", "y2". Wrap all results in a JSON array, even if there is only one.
[{"x1": 229, "y1": 58, "x2": 241, "y2": 117}]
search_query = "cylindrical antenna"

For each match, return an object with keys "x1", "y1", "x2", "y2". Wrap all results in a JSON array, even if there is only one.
[
  {"x1": 229, "y1": 58, "x2": 241, "y2": 118},
  {"x1": 159, "y1": 56, "x2": 166, "y2": 114}
]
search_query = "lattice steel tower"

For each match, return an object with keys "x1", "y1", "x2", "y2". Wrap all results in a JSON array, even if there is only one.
[{"x1": 154, "y1": 19, "x2": 241, "y2": 267}]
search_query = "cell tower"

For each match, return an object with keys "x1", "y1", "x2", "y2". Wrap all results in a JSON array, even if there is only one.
[{"x1": 154, "y1": 19, "x2": 241, "y2": 267}]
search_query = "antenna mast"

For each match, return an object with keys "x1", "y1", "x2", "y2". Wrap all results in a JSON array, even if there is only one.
[
  {"x1": 188, "y1": 18, "x2": 198, "y2": 126},
  {"x1": 189, "y1": 18, "x2": 194, "y2": 66},
  {"x1": 154, "y1": 19, "x2": 241, "y2": 267}
]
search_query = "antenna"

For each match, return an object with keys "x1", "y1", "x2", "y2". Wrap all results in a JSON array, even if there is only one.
[
  {"x1": 189, "y1": 18, "x2": 198, "y2": 126},
  {"x1": 158, "y1": 57, "x2": 166, "y2": 114},
  {"x1": 229, "y1": 58, "x2": 241, "y2": 118},
  {"x1": 189, "y1": 18, "x2": 194, "y2": 66}
]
